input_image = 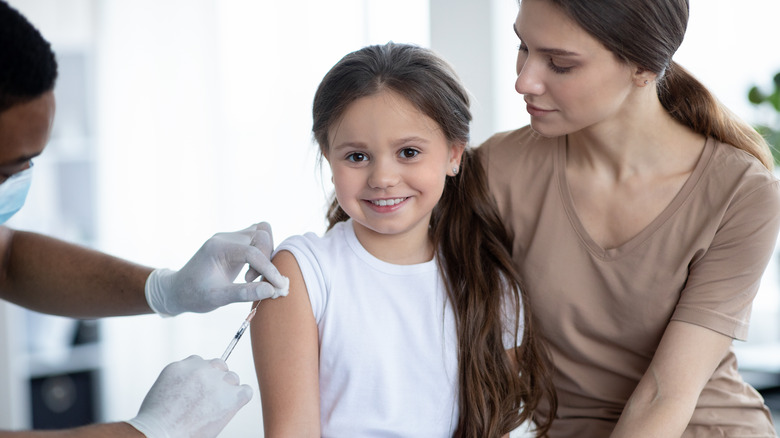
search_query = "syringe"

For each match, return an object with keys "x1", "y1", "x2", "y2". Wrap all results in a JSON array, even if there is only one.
[{"x1": 220, "y1": 306, "x2": 258, "y2": 362}]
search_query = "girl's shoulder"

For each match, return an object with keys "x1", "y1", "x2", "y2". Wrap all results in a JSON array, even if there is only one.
[
  {"x1": 274, "y1": 221, "x2": 353, "y2": 266},
  {"x1": 272, "y1": 222, "x2": 356, "y2": 322}
]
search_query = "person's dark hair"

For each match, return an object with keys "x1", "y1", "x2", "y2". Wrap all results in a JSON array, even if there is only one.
[
  {"x1": 0, "y1": 0, "x2": 58, "y2": 112},
  {"x1": 313, "y1": 42, "x2": 557, "y2": 437},
  {"x1": 536, "y1": 0, "x2": 773, "y2": 169}
]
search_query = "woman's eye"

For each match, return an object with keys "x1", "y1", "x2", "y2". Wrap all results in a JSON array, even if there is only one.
[
  {"x1": 400, "y1": 148, "x2": 419, "y2": 159},
  {"x1": 548, "y1": 59, "x2": 573, "y2": 74},
  {"x1": 517, "y1": 43, "x2": 528, "y2": 53},
  {"x1": 347, "y1": 152, "x2": 367, "y2": 162}
]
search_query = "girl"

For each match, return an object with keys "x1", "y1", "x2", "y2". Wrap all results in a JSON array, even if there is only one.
[
  {"x1": 478, "y1": 0, "x2": 780, "y2": 436},
  {"x1": 251, "y1": 42, "x2": 555, "y2": 437}
]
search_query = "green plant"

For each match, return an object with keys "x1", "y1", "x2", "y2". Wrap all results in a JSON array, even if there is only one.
[{"x1": 747, "y1": 72, "x2": 780, "y2": 165}]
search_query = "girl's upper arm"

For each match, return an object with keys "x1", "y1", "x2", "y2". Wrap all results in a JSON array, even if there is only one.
[
  {"x1": 611, "y1": 320, "x2": 732, "y2": 437},
  {"x1": 250, "y1": 249, "x2": 321, "y2": 438}
]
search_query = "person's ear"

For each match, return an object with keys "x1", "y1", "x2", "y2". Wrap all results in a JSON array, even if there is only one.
[
  {"x1": 321, "y1": 147, "x2": 330, "y2": 162},
  {"x1": 319, "y1": 149, "x2": 334, "y2": 182},
  {"x1": 634, "y1": 68, "x2": 657, "y2": 87},
  {"x1": 448, "y1": 142, "x2": 466, "y2": 176}
]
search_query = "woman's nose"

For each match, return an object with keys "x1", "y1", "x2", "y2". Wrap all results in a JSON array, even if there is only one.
[{"x1": 515, "y1": 59, "x2": 544, "y2": 96}]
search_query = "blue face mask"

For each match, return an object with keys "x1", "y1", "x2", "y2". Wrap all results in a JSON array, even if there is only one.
[{"x1": 0, "y1": 162, "x2": 33, "y2": 224}]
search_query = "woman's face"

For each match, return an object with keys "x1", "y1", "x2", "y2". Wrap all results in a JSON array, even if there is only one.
[{"x1": 514, "y1": 0, "x2": 638, "y2": 137}]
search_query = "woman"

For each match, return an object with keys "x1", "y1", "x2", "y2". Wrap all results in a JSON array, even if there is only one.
[{"x1": 478, "y1": 0, "x2": 780, "y2": 436}]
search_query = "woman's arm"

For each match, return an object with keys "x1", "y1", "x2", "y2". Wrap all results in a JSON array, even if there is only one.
[
  {"x1": 610, "y1": 320, "x2": 732, "y2": 437},
  {"x1": 250, "y1": 250, "x2": 320, "y2": 438}
]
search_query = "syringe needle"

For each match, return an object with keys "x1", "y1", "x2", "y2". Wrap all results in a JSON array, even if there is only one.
[{"x1": 220, "y1": 306, "x2": 258, "y2": 362}]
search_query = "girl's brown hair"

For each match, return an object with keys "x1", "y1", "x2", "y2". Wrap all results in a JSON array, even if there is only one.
[
  {"x1": 541, "y1": 0, "x2": 773, "y2": 169},
  {"x1": 313, "y1": 42, "x2": 556, "y2": 437}
]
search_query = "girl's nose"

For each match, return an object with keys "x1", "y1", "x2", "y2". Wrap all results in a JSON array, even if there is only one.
[{"x1": 367, "y1": 160, "x2": 400, "y2": 189}]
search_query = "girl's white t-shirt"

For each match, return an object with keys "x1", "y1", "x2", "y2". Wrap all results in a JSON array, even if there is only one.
[{"x1": 276, "y1": 220, "x2": 460, "y2": 437}]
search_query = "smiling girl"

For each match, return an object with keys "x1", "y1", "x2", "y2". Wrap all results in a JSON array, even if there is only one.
[{"x1": 250, "y1": 42, "x2": 556, "y2": 437}]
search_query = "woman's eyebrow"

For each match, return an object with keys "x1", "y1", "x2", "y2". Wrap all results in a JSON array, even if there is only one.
[
  {"x1": 513, "y1": 23, "x2": 581, "y2": 57},
  {"x1": 539, "y1": 47, "x2": 580, "y2": 57}
]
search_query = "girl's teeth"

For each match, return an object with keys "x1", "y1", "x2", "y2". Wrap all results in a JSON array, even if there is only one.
[{"x1": 373, "y1": 198, "x2": 405, "y2": 206}]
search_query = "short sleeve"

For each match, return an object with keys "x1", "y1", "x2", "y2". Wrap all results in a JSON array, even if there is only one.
[
  {"x1": 672, "y1": 180, "x2": 780, "y2": 340},
  {"x1": 275, "y1": 234, "x2": 329, "y2": 323}
]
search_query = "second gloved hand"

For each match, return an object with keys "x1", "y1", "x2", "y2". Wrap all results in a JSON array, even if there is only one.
[
  {"x1": 145, "y1": 222, "x2": 289, "y2": 317},
  {"x1": 126, "y1": 355, "x2": 252, "y2": 438}
]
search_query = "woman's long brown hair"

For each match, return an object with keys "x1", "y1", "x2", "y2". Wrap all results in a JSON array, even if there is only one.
[
  {"x1": 542, "y1": 0, "x2": 773, "y2": 170},
  {"x1": 313, "y1": 42, "x2": 556, "y2": 437}
]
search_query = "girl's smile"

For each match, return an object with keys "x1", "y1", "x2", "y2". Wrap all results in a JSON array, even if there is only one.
[{"x1": 365, "y1": 196, "x2": 409, "y2": 209}]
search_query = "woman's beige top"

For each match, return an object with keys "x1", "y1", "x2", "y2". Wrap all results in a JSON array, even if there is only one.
[{"x1": 479, "y1": 126, "x2": 780, "y2": 437}]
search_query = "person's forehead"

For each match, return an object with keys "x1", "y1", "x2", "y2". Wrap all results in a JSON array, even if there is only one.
[{"x1": 0, "y1": 92, "x2": 54, "y2": 166}]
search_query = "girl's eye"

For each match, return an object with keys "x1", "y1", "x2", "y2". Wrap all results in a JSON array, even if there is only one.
[
  {"x1": 347, "y1": 152, "x2": 367, "y2": 162},
  {"x1": 399, "y1": 148, "x2": 419, "y2": 159},
  {"x1": 517, "y1": 43, "x2": 528, "y2": 53}
]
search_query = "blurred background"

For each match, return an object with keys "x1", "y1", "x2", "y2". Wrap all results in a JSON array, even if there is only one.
[{"x1": 0, "y1": 0, "x2": 778, "y2": 435}]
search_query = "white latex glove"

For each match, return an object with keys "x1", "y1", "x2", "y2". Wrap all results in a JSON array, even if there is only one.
[
  {"x1": 145, "y1": 222, "x2": 289, "y2": 317},
  {"x1": 126, "y1": 355, "x2": 251, "y2": 438}
]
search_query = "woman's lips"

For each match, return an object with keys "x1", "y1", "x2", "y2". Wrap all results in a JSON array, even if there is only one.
[{"x1": 526, "y1": 103, "x2": 555, "y2": 117}]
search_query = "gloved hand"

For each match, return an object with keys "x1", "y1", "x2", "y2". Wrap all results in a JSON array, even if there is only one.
[
  {"x1": 145, "y1": 222, "x2": 289, "y2": 317},
  {"x1": 126, "y1": 355, "x2": 251, "y2": 438}
]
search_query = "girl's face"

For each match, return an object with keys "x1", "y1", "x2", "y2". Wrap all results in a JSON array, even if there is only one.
[
  {"x1": 325, "y1": 89, "x2": 463, "y2": 245},
  {"x1": 514, "y1": 0, "x2": 639, "y2": 137}
]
